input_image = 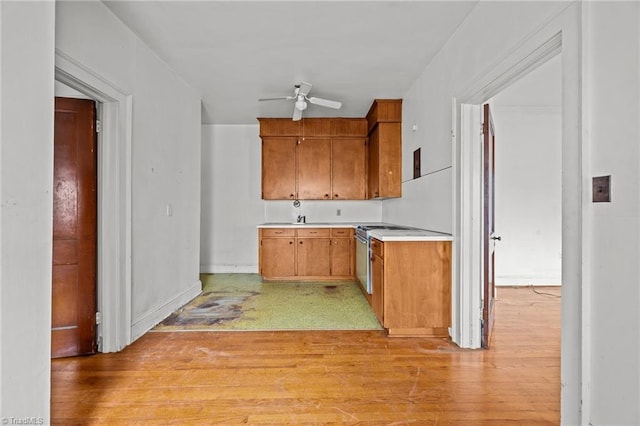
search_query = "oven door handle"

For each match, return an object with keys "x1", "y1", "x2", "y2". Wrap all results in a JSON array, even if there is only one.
[{"x1": 355, "y1": 235, "x2": 367, "y2": 244}]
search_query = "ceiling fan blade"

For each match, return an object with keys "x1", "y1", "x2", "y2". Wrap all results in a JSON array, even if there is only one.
[
  {"x1": 258, "y1": 96, "x2": 295, "y2": 102},
  {"x1": 292, "y1": 104, "x2": 303, "y2": 121},
  {"x1": 298, "y1": 81, "x2": 312, "y2": 97},
  {"x1": 307, "y1": 97, "x2": 342, "y2": 109}
]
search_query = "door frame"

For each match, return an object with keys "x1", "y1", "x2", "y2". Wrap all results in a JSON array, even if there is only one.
[
  {"x1": 451, "y1": 12, "x2": 588, "y2": 421},
  {"x1": 452, "y1": 33, "x2": 563, "y2": 348},
  {"x1": 55, "y1": 49, "x2": 133, "y2": 353}
]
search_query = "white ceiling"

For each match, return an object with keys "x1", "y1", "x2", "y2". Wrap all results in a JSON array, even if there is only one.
[{"x1": 103, "y1": 1, "x2": 478, "y2": 125}]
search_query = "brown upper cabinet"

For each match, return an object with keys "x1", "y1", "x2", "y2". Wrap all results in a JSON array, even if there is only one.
[
  {"x1": 259, "y1": 100, "x2": 401, "y2": 200},
  {"x1": 332, "y1": 138, "x2": 366, "y2": 200},
  {"x1": 259, "y1": 118, "x2": 367, "y2": 200},
  {"x1": 366, "y1": 99, "x2": 402, "y2": 199}
]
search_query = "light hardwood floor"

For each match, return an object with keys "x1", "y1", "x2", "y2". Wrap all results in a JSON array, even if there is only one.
[{"x1": 51, "y1": 286, "x2": 561, "y2": 425}]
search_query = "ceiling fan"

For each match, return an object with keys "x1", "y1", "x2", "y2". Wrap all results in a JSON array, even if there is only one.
[{"x1": 259, "y1": 82, "x2": 342, "y2": 121}]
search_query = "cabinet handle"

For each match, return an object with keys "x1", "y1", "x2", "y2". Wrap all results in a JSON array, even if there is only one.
[
  {"x1": 324, "y1": 194, "x2": 329, "y2": 199},
  {"x1": 299, "y1": 241, "x2": 303, "y2": 244},
  {"x1": 334, "y1": 194, "x2": 339, "y2": 198},
  {"x1": 289, "y1": 194, "x2": 295, "y2": 199},
  {"x1": 275, "y1": 231, "x2": 283, "y2": 234},
  {"x1": 289, "y1": 241, "x2": 293, "y2": 244}
]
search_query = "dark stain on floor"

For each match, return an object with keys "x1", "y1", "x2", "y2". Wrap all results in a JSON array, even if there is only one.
[{"x1": 160, "y1": 291, "x2": 258, "y2": 326}]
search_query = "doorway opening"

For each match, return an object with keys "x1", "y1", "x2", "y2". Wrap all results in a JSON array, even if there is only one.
[
  {"x1": 55, "y1": 51, "x2": 133, "y2": 353},
  {"x1": 452, "y1": 32, "x2": 565, "y2": 349},
  {"x1": 490, "y1": 54, "x2": 562, "y2": 292}
]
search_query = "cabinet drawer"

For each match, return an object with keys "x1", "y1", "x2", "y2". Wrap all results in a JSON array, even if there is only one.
[
  {"x1": 370, "y1": 238, "x2": 384, "y2": 258},
  {"x1": 261, "y1": 228, "x2": 295, "y2": 237},
  {"x1": 331, "y1": 228, "x2": 352, "y2": 237},
  {"x1": 297, "y1": 228, "x2": 330, "y2": 238}
]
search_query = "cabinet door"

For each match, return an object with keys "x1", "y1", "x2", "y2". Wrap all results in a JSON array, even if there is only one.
[
  {"x1": 260, "y1": 237, "x2": 296, "y2": 278},
  {"x1": 297, "y1": 138, "x2": 331, "y2": 199},
  {"x1": 367, "y1": 127, "x2": 380, "y2": 199},
  {"x1": 377, "y1": 123, "x2": 402, "y2": 198},
  {"x1": 297, "y1": 237, "x2": 331, "y2": 276},
  {"x1": 371, "y1": 253, "x2": 384, "y2": 325},
  {"x1": 330, "y1": 238, "x2": 352, "y2": 276},
  {"x1": 332, "y1": 138, "x2": 366, "y2": 200},
  {"x1": 262, "y1": 137, "x2": 297, "y2": 200}
]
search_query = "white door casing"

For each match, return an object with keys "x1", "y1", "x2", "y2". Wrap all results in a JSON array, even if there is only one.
[{"x1": 55, "y1": 49, "x2": 133, "y2": 353}]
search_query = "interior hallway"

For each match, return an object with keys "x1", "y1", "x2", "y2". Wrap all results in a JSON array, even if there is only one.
[{"x1": 51, "y1": 286, "x2": 560, "y2": 424}]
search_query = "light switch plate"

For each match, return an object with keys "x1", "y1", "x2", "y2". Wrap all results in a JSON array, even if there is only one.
[{"x1": 592, "y1": 175, "x2": 611, "y2": 202}]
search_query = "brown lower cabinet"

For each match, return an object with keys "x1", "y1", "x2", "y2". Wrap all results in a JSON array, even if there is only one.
[
  {"x1": 371, "y1": 238, "x2": 451, "y2": 337},
  {"x1": 259, "y1": 227, "x2": 354, "y2": 281}
]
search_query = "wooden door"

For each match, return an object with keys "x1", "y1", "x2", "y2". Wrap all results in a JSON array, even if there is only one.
[
  {"x1": 330, "y1": 238, "x2": 352, "y2": 276},
  {"x1": 332, "y1": 138, "x2": 366, "y2": 199},
  {"x1": 52, "y1": 97, "x2": 98, "y2": 358},
  {"x1": 297, "y1": 138, "x2": 331, "y2": 199},
  {"x1": 262, "y1": 137, "x2": 297, "y2": 199},
  {"x1": 297, "y1": 238, "x2": 331, "y2": 276},
  {"x1": 260, "y1": 237, "x2": 296, "y2": 278},
  {"x1": 482, "y1": 103, "x2": 496, "y2": 349}
]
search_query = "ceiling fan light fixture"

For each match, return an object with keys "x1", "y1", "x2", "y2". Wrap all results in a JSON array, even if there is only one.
[
  {"x1": 259, "y1": 82, "x2": 340, "y2": 120},
  {"x1": 295, "y1": 98, "x2": 307, "y2": 111}
]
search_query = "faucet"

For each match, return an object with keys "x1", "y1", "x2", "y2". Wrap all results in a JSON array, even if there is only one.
[{"x1": 296, "y1": 215, "x2": 306, "y2": 224}]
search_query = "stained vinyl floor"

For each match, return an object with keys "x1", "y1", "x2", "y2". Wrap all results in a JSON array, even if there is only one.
[{"x1": 154, "y1": 274, "x2": 382, "y2": 331}]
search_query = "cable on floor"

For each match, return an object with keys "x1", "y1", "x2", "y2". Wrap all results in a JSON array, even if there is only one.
[{"x1": 529, "y1": 284, "x2": 561, "y2": 298}]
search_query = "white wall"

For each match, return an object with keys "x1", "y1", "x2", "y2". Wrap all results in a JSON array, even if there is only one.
[
  {"x1": 491, "y1": 107, "x2": 562, "y2": 285},
  {"x1": 382, "y1": 2, "x2": 570, "y2": 236},
  {"x1": 201, "y1": 125, "x2": 264, "y2": 272},
  {"x1": 56, "y1": 0, "x2": 202, "y2": 339},
  {"x1": 200, "y1": 124, "x2": 382, "y2": 273},
  {"x1": 0, "y1": 1, "x2": 55, "y2": 421},
  {"x1": 586, "y1": 2, "x2": 640, "y2": 424}
]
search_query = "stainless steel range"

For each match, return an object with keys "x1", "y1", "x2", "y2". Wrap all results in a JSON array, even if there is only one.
[{"x1": 355, "y1": 224, "x2": 415, "y2": 294}]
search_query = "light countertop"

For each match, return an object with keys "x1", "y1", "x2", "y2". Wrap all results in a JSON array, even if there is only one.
[
  {"x1": 257, "y1": 222, "x2": 391, "y2": 229},
  {"x1": 257, "y1": 222, "x2": 453, "y2": 242},
  {"x1": 368, "y1": 229, "x2": 453, "y2": 242}
]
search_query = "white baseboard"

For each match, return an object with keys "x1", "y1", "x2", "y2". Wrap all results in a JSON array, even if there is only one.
[
  {"x1": 130, "y1": 279, "x2": 202, "y2": 341},
  {"x1": 200, "y1": 264, "x2": 258, "y2": 274}
]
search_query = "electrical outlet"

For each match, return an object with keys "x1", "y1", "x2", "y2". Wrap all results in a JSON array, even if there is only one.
[{"x1": 336, "y1": 209, "x2": 341, "y2": 216}]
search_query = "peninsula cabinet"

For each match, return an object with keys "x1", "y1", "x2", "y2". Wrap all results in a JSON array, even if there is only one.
[
  {"x1": 259, "y1": 227, "x2": 355, "y2": 281},
  {"x1": 371, "y1": 238, "x2": 451, "y2": 337}
]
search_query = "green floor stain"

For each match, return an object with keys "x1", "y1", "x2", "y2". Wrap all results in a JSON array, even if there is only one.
[{"x1": 154, "y1": 273, "x2": 382, "y2": 331}]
